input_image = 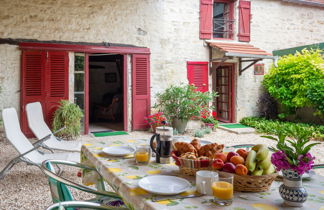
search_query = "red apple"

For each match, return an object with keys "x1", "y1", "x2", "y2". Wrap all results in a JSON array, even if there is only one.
[
  {"x1": 223, "y1": 162, "x2": 236, "y2": 173},
  {"x1": 212, "y1": 158, "x2": 224, "y2": 170},
  {"x1": 227, "y1": 151, "x2": 239, "y2": 162},
  {"x1": 213, "y1": 153, "x2": 227, "y2": 162}
]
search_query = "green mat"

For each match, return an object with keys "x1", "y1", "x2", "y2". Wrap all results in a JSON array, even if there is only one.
[
  {"x1": 92, "y1": 131, "x2": 128, "y2": 137},
  {"x1": 220, "y1": 124, "x2": 250, "y2": 129}
]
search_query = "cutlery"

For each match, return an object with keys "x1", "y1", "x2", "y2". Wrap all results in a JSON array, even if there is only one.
[{"x1": 151, "y1": 193, "x2": 204, "y2": 202}]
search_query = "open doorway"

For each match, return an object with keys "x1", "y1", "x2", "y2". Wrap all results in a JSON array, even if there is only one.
[{"x1": 88, "y1": 54, "x2": 124, "y2": 132}]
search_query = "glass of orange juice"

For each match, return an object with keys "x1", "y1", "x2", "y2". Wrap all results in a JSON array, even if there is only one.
[
  {"x1": 135, "y1": 145, "x2": 151, "y2": 164},
  {"x1": 211, "y1": 173, "x2": 234, "y2": 206}
]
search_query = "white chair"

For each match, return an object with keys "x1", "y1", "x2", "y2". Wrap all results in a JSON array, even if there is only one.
[
  {"x1": 26, "y1": 102, "x2": 81, "y2": 152},
  {"x1": 0, "y1": 108, "x2": 79, "y2": 179}
]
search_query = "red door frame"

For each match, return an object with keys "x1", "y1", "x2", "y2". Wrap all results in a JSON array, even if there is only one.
[
  {"x1": 212, "y1": 62, "x2": 236, "y2": 123},
  {"x1": 19, "y1": 42, "x2": 150, "y2": 133}
]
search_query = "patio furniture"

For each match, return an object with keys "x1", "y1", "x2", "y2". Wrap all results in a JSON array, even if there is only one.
[
  {"x1": 41, "y1": 159, "x2": 126, "y2": 208},
  {"x1": 46, "y1": 201, "x2": 128, "y2": 210},
  {"x1": 0, "y1": 108, "x2": 79, "y2": 179},
  {"x1": 81, "y1": 139, "x2": 324, "y2": 210},
  {"x1": 26, "y1": 102, "x2": 81, "y2": 152}
]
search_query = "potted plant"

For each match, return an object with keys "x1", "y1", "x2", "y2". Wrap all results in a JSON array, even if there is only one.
[
  {"x1": 52, "y1": 100, "x2": 83, "y2": 139},
  {"x1": 263, "y1": 131, "x2": 320, "y2": 207},
  {"x1": 154, "y1": 84, "x2": 217, "y2": 133},
  {"x1": 201, "y1": 108, "x2": 218, "y2": 130},
  {"x1": 144, "y1": 112, "x2": 167, "y2": 133}
]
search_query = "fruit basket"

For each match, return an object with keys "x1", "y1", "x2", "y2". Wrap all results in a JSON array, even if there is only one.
[{"x1": 171, "y1": 140, "x2": 278, "y2": 192}]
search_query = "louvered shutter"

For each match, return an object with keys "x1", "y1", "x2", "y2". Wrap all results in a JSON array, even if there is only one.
[
  {"x1": 21, "y1": 51, "x2": 46, "y2": 136},
  {"x1": 187, "y1": 62, "x2": 209, "y2": 92},
  {"x1": 45, "y1": 51, "x2": 69, "y2": 127},
  {"x1": 238, "y1": 0, "x2": 251, "y2": 42},
  {"x1": 200, "y1": 0, "x2": 213, "y2": 39},
  {"x1": 132, "y1": 54, "x2": 150, "y2": 130}
]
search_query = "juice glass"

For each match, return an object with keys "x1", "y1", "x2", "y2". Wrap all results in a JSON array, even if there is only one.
[
  {"x1": 135, "y1": 145, "x2": 151, "y2": 164},
  {"x1": 211, "y1": 173, "x2": 234, "y2": 206}
]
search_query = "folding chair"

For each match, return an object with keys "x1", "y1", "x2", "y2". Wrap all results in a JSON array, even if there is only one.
[
  {"x1": 46, "y1": 201, "x2": 127, "y2": 210},
  {"x1": 0, "y1": 108, "x2": 79, "y2": 179},
  {"x1": 26, "y1": 102, "x2": 82, "y2": 152}
]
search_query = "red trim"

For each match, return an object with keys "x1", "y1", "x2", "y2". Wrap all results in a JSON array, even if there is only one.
[
  {"x1": 123, "y1": 55, "x2": 128, "y2": 131},
  {"x1": 187, "y1": 61, "x2": 209, "y2": 65},
  {"x1": 84, "y1": 54, "x2": 89, "y2": 134},
  {"x1": 19, "y1": 42, "x2": 150, "y2": 54}
]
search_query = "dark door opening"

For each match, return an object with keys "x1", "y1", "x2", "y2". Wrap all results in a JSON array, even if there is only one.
[
  {"x1": 89, "y1": 54, "x2": 124, "y2": 132},
  {"x1": 212, "y1": 63, "x2": 235, "y2": 123}
]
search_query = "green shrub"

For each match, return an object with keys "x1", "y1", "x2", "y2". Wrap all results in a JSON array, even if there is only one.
[
  {"x1": 194, "y1": 130, "x2": 205, "y2": 138},
  {"x1": 306, "y1": 79, "x2": 324, "y2": 115},
  {"x1": 240, "y1": 117, "x2": 324, "y2": 141},
  {"x1": 263, "y1": 49, "x2": 324, "y2": 117},
  {"x1": 52, "y1": 100, "x2": 83, "y2": 139}
]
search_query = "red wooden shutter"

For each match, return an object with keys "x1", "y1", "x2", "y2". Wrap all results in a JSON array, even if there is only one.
[
  {"x1": 200, "y1": 0, "x2": 213, "y2": 39},
  {"x1": 21, "y1": 50, "x2": 46, "y2": 136},
  {"x1": 44, "y1": 51, "x2": 69, "y2": 127},
  {"x1": 238, "y1": 0, "x2": 251, "y2": 42},
  {"x1": 132, "y1": 54, "x2": 150, "y2": 130},
  {"x1": 187, "y1": 61, "x2": 209, "y2": 92}
]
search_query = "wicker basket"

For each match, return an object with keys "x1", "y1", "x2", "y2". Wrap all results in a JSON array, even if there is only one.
[{"x1": 171, "y1": 151, "x2": 278, "y2": 192}]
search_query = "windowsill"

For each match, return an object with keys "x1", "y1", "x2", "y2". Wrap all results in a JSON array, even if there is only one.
[{"x1": 212, "y1": 37, "x2": 234, "y2": 41}]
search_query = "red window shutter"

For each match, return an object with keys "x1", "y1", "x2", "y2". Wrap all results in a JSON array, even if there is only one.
[
  {"x1": 45, "y1": 51, "x2": 69, "y2": 127},
  {"x1": 187, "y1": 61, "x2": 209, "y2": 92},
  {"x1": 132, "y1": 54, "x2": 150, "y2": 130},
  {"x1": 21, "y1": 50, "x2": 46, "y2": 136},
  {"x1": 200, "y1": 0, "x2": 213, "y2": 39},
  {"x1": 238, "y1": 0, "x2": 251, "y2": 42}
]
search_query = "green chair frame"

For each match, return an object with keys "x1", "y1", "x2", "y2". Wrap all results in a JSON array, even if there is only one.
[{"x1": 46, "y1": 201, "x2": 128, "y2": 210}]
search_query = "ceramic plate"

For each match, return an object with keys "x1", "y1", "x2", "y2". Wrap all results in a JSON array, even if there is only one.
[
  {"x1": 138, "y1": 175, "x2": 191, "y2": 195},
  {"x1": 102, "y1": 146, "x2": 135, "y2": 156}
]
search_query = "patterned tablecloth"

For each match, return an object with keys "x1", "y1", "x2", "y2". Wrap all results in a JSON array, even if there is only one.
[{"x1": 81, "y1": 139, "x2": 324, "y2": 210}]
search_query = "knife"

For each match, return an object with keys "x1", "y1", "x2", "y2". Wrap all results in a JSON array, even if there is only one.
[{"x1": 151, "y1": 193, "x2": 204, "y2": 202}]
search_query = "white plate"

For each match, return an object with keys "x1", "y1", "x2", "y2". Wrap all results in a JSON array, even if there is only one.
[
  {"x1": 138, "y1": 175, "x2": 191, "y2": 195},
  {"x1": 102, "y1": 146, "x2": 135, "y2": 156}
]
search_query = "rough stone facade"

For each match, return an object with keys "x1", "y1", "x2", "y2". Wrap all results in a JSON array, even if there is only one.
[{"x1": 0, "y1": 0, "x2": 323, "y2": 125}]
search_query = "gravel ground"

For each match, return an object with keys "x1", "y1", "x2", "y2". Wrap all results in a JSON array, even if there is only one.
[{"x1": 0, "y1": 129, "x2": 323, "y2": 210}]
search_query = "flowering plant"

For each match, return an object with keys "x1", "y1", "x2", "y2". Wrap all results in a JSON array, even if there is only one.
[
  {"x1": 200, "y1": 108, "x2": 218, "y2": 128},
  {"x1": 263, "y1": 132, "x2": 320, "y2": 175},
  {"x1": 144, "y1": 112, "x2": 167, "y2": 129}
]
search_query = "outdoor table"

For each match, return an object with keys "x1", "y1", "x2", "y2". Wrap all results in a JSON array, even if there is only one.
[{"x1": 81, "y1": 139, "x2": 324, "y2": 210}]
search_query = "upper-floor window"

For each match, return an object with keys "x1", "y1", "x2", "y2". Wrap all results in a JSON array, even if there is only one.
[{"x1": 213, "y1": 1, "x2": 234, "y2": 39}]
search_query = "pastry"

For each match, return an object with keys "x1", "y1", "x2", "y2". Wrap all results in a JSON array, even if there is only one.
[
  {"x1": 190, "y1": 139, "x2": 201, "y2": 151},
  {"x1": 174, "y1": 142, "x2": 197, "y2": 155},
  {"x1": 198, "y1": 143, "x2": 224, "y2": 158}
]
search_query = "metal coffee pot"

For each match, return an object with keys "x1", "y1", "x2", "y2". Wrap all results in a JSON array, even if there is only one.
[{"x1": 150, "y1": 126, "x2": 173, "y2": 164}]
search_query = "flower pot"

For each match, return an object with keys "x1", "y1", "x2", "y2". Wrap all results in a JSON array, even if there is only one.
[
  {"x1": 172, "y1": 119, "x2": 188, "y2": 134},
  {"x1": 279, "y1": 169, "x2": 308, "y2": 207}
]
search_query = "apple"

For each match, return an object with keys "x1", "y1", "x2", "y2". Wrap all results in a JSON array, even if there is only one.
[
  {"x1": 223, "y1": 162, "x2": 236, "y2": 173},
  {"x1": 213, "y1": 153, "x2": 227, "y2": 162},
  {"x1": 227, "y1": 151, "x2": 239, "y2": 162},
  {"x1": 212, "y1": 158, "x2": 224, "y2": 170}
]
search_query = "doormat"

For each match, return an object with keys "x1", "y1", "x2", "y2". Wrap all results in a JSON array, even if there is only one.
[
  {"x1": 220, "y1": 124, "x2": 250, "y2": 129},
  {"x1": 91, "y1": 129, "x2": 113, "y2": 133},
  {"x1": 92, "y1": 131, "x2": 128, "y2": 137}
]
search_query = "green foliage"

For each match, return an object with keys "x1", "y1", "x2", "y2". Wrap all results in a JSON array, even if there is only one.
[
  {"x1": 306, "y1": 79, "x2": 324, "y2": 115},
  {"x1": 201, "y1": 116, "x2": 218, "y2": 128},
  {"x1": 154, "y1": 84, "x2": 217, "y2": 121},
  {"x1": 52, "y1": 100, "x2": 84, "y2": 139},
  {"x1": 240, "y1": 117, "x2": 324, "y2": 141},
  {"x1": 263, "y1": 49, "x2": 324, "y2": 116}
]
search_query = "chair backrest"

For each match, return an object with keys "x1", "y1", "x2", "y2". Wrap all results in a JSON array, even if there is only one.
[
  {"x1": 2, "y1": 108, "x2": 42, "y2": 161},
  {"x1": 45, "y1": 162, "x2": 74, "y2": 203},
  {"x1": 26, "y1": 102, "x2": 53, "y2": 139}
]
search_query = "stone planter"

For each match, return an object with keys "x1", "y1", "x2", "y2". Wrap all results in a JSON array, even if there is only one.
[
  {"x1": 279, "y1": 169, "x2": 308, "y2": 207},
  {"x1": 172, "y1": 119, "x2": 188, "y2": 134}
]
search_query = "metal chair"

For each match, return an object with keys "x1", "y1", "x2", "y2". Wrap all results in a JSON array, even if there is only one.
[
  {"x1": 46, "y1": 201, "x2": 128, "y2": 210},
  {"x1": 41, "y1": 159, "x2": 126, "y2": 209}
]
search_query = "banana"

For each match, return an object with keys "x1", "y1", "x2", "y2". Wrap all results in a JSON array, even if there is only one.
[
  {"x1": 245, "y1": 150, "x2": 257, "y2": 172},
  {"x1": 256, "y1": 147, "x2": 269, "y2": 161},
  {"x1": 263, "y1": 164, "x2": 275, "y2": 175},
  {"x1": 258, "y1": 153, "x2": 272, "y2": 170},
  {"x1": 251, "y1": 144, "x2": 264, "y2": 152},
  {"x1": 252, "y1": 168, "x2": 264, "y2": 176}
]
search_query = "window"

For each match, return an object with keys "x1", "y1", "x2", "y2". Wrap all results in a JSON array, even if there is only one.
[
  {"x1": 74, "y1": 53, "x2": 85, "y2": 132},
  {"x1": 213, "y1": 1, "x2": 234, "y2": 39}
]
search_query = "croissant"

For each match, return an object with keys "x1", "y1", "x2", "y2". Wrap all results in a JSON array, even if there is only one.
[
  {"x1": 198, "y1": 143, "x2": 224, "y2": 158},
  {"x1": 190, "y1": 139, "x2": 201, "y2": 151},
  {"x1": 174, "y1": 142, "x2": 197, "y2": 155}
]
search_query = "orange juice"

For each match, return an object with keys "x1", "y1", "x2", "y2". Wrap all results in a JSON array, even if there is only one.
[
  {"x1": 135, "y1": 152, "x2": 149, "y2": 162},
  {"x1": 212, "y1": 181, "x2": 233, "y2": 200}
]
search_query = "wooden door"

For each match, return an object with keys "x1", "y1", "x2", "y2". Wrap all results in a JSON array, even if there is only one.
[{"x1": 213, "y1": 64, "x2": 235, "y2": 122}]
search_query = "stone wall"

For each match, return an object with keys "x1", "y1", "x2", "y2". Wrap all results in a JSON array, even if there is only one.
[{"x1": 0, "y1": 0, "x2": 323, "y2": 124}]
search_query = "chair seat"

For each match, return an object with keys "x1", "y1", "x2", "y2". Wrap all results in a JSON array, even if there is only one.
[
  {"x1": 90, "y1": 196, "x2": 125, "y2": 208},
  {"x1": 33, "y1": 152, "x2": 80, "y2": 164},
  {"x1": 45, "y1": 136, "x2": 82, "y2": 152}
]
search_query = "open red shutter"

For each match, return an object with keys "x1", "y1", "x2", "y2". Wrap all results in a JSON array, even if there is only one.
[
  {"x1": 238, "y1": 0, "x2": 251, "y2": 42},
  {"x1": 21, "y1": 50, "x2": 46, "y2": 136},
  {"x1": 200, "y1": 0, "x2": 213, "y2": 39},
  {"x1": 132, "y1": 54, "x2": 150, "y2": 130},
  {"x1": 45, "y1": 51, "x2": 69, "y2": 127},
  {"x1": 187, "y1": 62, "x2": 209, "y2": 92}
]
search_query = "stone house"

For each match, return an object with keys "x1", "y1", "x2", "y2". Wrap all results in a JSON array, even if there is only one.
[{"x1": 0, "y1": 0, "x2": 323, "y2": 135}]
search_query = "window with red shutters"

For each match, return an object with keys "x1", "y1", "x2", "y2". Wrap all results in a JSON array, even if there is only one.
[
  {"x1": 187, "y1": 61, "x2": 209, "y2": 92},
  {"x1": 132, "y1": 54, "x2": 150, "y2": 130},
  {"x1": 238, "y1": 0, "x2": 251, "y2": 42},
  {"x1": 21, "y1": 50, "x2": 68, "y2": 136}
]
